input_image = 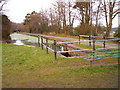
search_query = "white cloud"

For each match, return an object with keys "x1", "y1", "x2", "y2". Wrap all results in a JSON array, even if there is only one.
[{"x1": 4, "y1": 0, "x2": 56, "y2": 23}]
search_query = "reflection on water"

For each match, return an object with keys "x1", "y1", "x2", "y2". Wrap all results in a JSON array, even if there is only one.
[
  {"x1": 10, "y1": 33, "x2": 69, "y2": 51},
  {"x1": 13, "y1": 40, "x2": 25, "y2": 45}
]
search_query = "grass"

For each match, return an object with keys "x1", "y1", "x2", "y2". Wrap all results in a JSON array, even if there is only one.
[
  {"x1": 43, "y1": 32, "x2": 79, "y2": 39},
  {"x1": 106, "y1": 40, "x2": 120, "y2": 45},
  {"x1": 2, "y1": 43, "x2": 119, "y2": 88},
  {"x1": 75, "y1": 44, "x2": 103, "y2": 49},
  {"x1": 25, "y1": 33, "x2": 73, "y2": 42}
]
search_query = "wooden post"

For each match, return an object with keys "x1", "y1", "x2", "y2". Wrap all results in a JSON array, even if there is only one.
[
  {"x1": 93, "y1": 38, "x2": 96, "y2": 51},
  {"x1": 103, "y1": 35, "x2": 106, "y2": 48},
  {"x1": 38, "y1": 35, "x2": 40, "y2": 47},
  {"x1": 92, "y1": 38, "x2": 96, "y2": 62},
  {"x1": 41, "y1": 36, "x2": 43, "y2": 50},
  {"x1": 89, "y1": 35, "x2": 91, "y2": 46},
  {"x1": 46, "y1": 38, "x2": 48, "y2": 54},
  {"x1": 79, "y1": 35, "x2": 80, "y2": 44},
  {"x1": 54, "y1": 40, "x2": 57, "y2": 62}
]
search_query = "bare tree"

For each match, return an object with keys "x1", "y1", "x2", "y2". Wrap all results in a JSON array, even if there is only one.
[
  {"x1": 67, "y1": 0, "x2": 75, "y2": 35},
  {"x1": 93, "y1": 1, "x2": 103, "y2": 35},
  {"x1": 103, "y1": 0, "x2": 120, "y2": 37},
  {"x1": 0, "y1": 0, "x2": 7, "y2": 13},
  {"x1": 51, "y1": 0, "x2": 75, "y2": 34},
  {"x1": 49, "y1": 7, "x2": 60, "y2": 33}
]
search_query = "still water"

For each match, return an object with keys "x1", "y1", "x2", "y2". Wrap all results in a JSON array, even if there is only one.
[
  {"x1": 13, "y1": 40, "x2": 25, "y2": 45},
  {"x1": 10, "y1": 33, "x2": 67, "y2": 51}
]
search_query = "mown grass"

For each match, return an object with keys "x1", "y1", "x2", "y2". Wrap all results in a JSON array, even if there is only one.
[
  {"x1": 42, "y1": 33, "x2": 79, "y2": 39},
  {"x1": 2, "y1": 43, "x2": 119, "y2": 88},
  {"x1": 25, "y1": 33, "x2": 73, "y2": 42},
  {"x1": 75, "y1": 44, "x2": 103, "y2": 49}
]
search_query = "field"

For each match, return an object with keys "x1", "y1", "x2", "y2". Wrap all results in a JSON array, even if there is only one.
[{"x1": 2, "y1": 43, "x2": 119, "y2": 88}]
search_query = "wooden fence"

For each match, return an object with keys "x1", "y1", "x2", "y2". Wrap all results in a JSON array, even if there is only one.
[{"x1": 36, "y1": 34, "x2": 119, "y2": 65}]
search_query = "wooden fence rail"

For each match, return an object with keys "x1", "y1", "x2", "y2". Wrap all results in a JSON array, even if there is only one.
[
  {"x1": 57, "y1": 49, "x2": 92, "y2": 53},
  {"x1": 37, "y1": 34, "x2": 119, "y2": 63}
]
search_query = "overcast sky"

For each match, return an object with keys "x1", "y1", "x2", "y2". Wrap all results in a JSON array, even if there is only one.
[
  {"x1": 4, "y1": 0, "x2": 56, "y2": 23},
  {"x1": 4, "y1": 0, "x2": 119, "y2": 28}
]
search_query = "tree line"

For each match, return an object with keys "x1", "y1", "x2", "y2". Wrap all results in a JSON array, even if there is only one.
[
  {"x1": 21, "y1": 0, "x2": 119, "y2": 37},
  {"x1": 1, "y1": 0, "x2": 120, "y2": 39}
]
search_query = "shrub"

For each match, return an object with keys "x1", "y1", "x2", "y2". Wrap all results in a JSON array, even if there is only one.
[
  {"x1": 2, "y1": 15, "x2": 11, "y2": 42},
  {"x1": 114, "y1": 26, "x2": 120, "y2": 38},
  {"x1": 74, "y1": 24, "x2": 93, "y2": 35}
]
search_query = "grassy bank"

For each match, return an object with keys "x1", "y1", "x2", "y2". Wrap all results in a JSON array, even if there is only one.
[{"x1": 2, "y1": 43, "x2": 118, "y2": 88}]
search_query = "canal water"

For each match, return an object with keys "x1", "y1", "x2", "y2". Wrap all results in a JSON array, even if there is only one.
[
  {"x1": 13, "y1": 40, "x2": 24, "y2": 45},
  {"x1": 10, "y1": 33, "x2": 68, "y2": 52}
]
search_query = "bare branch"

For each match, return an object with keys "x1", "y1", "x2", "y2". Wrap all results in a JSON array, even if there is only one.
[
  {"x1": 112, "y1": 12, "x2": 120, "y2": 19},
  {"x1": 112, "y1": 9, "x2": 120, "y2": 14},
  {"x1": 0, "y1": 0, "x2": 7, "y2": 11}
]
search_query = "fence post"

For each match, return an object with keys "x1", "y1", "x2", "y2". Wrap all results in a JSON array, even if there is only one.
[
  {"x1": 103, "y1": 35, "x2": 106, "y2": 48},
  {"x1": 93, "y1": 38, "x2": 96, "y2": 51},
  {"x1": 41, "y1": 36, "x2": 43, "y2": 50},
  {"x1": 89, "y1": 35, "x2": 91, "y2": 46},
  {"x1": 79, "y1": 35, "x2": 80, "y2": 44},
  {"x1": 93, "y1": 38, "x2": 96, "y2": 62},
  {"x1": 54, "y1": 40, "x2": 57, "y2": 62},
  {"x1": 46, "y1": 38, "x2": 48, "y2": 54},
  {"x1": 90, "y1": 38, "x2": 96, "y2": 67},
  {"x1": 38, "y1": 35, "x2": 40, "y2": 47}
]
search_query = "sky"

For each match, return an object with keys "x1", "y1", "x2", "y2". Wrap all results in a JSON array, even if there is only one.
[
  {"x1": 3, "y1": 0, "x2": 119, "y2": 28},
  {"x1": 4, "y1": 0, "x2": 56, "y2": 23}
]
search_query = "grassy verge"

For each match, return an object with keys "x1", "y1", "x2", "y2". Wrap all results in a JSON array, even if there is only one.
[
  {"x1": 22, "y1": 32, "x2": 72, "y2": 42},
  {"x1": 42, "y1": 36, "x2": 72, "y2": 42},
  {"x1": 75, "y1": 44, "x2": 103, "y2": 49},
  {"x1": 2, "y1": 43, "x2": 118, "y2": 88},
  {"x1": 43, "y1": 33, "x2": 79, "y2": 39}
]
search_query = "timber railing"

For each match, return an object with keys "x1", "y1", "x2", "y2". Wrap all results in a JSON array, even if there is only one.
[{"x1": 28, "y1": 33, "x2": 119, "y2": 66}]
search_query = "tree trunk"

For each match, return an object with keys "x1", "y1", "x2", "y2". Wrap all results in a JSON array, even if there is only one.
[
  {"x1": 104, "y1": 1, "x2": 109, "y2": 37},
  {"x1": 108, "y1": 2, "x2": 113, "y2": 37},
  {"x1": 95, "y1": 2, "x2": 101, "y2": 36}
]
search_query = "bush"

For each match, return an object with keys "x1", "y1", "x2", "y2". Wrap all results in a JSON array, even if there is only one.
[
  {"x1": 114, "y1": 26, "x2": 120, "y2": 38},
  {"x1": 74, "y1": 24, "x2": 93, "y2": 35},
  {"x1": 2, "y1": 15, "x2": 11, "y2": 42}
]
